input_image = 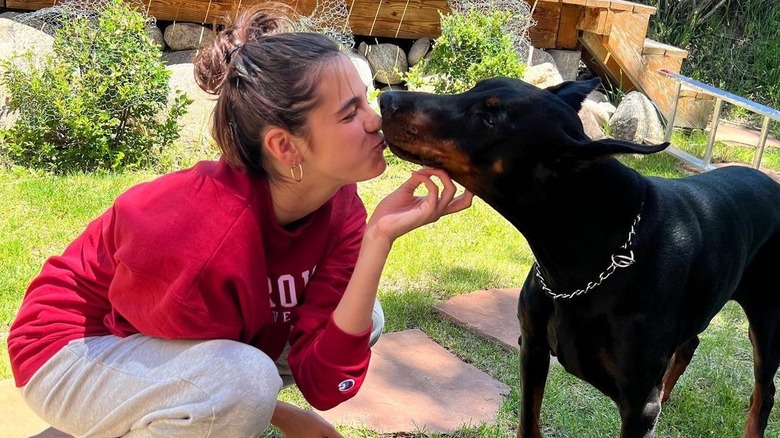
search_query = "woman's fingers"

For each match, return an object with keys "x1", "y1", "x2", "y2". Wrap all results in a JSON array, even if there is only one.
[
  {"x1": 414, "y1": 168, "x2": 472, "y2": 217},
  {"x1": 445, "y1": 189, "x2": 474, "y2": 215}
]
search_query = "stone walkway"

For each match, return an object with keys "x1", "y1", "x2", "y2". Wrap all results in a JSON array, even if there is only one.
[
  {"x1": 714, "y1": 121, "x2": 780, "y2": 149},
  {"x1": 316, "y1": 329, "x2": 510, "y2": 434}
]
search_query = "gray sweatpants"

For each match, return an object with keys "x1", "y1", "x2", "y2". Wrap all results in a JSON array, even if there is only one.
[{"x1": 20, "y1": 301, "x2": 384, "y2": 438}]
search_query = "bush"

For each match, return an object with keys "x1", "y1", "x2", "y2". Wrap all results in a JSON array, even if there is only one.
[
  {"x1": 405, "y1": 9, "x2": 526, "y2": 94},
  {"x1": 0, "y1": 0, "x2": 191, "y2": 173}
]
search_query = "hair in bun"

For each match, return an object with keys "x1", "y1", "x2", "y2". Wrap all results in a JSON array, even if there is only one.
[
  {"x1": 194, "y1": 3, "x2": 296, "y2": 95},
  {"x1": 192, "y1": 2, "x2": 342, "y2": 176}
]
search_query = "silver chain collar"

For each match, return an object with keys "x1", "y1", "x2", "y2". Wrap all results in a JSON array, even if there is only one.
[{"x1": 534, "y1": 207, "x2": 642, "y2": 300}]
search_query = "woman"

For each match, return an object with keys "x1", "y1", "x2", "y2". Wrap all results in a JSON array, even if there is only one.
[{"x1": 7, "y1": 3, "x2": 473, "y2": 438}]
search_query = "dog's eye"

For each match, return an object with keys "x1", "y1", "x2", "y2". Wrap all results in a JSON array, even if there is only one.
[{"x1": 482, "y1": 113, "x2": 494, "y2": 127}]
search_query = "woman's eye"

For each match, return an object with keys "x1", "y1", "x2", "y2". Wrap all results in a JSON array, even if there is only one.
[{"x1": 343, "y1": 111, "x2": 358, "y2": 121}]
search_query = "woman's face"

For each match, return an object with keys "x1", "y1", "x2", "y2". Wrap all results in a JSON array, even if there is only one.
[{"x1": 299, "y1": 55, "x2": 387, "y2": 186}]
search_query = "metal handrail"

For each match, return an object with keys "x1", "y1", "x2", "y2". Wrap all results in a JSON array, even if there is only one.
[{"x1": 658, "y1": 69, "x2": 780, "y2": 171}]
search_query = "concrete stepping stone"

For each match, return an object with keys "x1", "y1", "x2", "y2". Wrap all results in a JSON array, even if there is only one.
[
  {"x1": 435, "y1": 288, "x2": 521, "y2": 351},
  {"x1": 0, "y1": 379, "x2": 71, "y2": 438},
  {"x1": 316, "y1": 328, "x2": 510, "y2": 434},
  {"x1": 715, "y1": 122, "x2": 780, "y2": 149}
]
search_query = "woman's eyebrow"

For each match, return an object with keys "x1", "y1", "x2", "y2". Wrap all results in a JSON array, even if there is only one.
[
  {"x1": 334, "y1": 96, "x2": 361, "y2": 116},
  {"x1": 333, "y1": 85, "x2": 368, "y2": 116}
]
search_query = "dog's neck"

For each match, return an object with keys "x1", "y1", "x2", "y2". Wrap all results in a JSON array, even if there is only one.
[{"x1": 486, "y1": 158, "x2": 647, "y2": 294}]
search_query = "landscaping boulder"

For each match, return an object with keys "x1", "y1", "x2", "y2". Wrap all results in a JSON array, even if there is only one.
[{"x1": 609, "y1": 91, "x2": 665, "y2": 144}]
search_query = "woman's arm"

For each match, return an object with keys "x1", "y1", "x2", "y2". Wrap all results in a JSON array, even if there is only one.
[
  {"x1": 271, "y1": 400, "x2": 343, "y2": 438},
  {"x1": 332, "y1": 168, "x2": 473, "y2": 335}
]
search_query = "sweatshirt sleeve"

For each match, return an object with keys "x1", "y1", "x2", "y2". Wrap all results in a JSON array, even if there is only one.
[{"x1": 285, "y1": 186, "x2": 372, "y2": 410}]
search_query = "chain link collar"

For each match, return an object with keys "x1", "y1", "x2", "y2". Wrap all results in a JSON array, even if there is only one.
[{"x1": 534, "y1": 206, "x2": 642, "y2": 300}]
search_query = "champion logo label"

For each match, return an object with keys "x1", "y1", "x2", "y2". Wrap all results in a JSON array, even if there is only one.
[{"x1": 337, "y1": 379, "x2": 355, "y2": 392}]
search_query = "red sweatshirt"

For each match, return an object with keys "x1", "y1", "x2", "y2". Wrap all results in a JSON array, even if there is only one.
[{"x1": 7, "y1": 159, "x2": 372, "y2": 410}]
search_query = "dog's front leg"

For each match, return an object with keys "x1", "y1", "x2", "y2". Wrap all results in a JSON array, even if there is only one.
[
  {"x1": 518, "y1": 338, "x2": 551, "y2": 438},
  {"x1": 617, "y1": 386, "x2": 662, "y2": 438}
]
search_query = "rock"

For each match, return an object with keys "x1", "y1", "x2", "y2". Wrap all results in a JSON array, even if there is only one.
[
  {"x1": 380, "y1": 84, "x2": 407, "y2": 92},
  {"x1": 363, "y1": 43, "x2": 408, "y2": 85},
  {"x1": 0, "y1": 11, "x2": 22, "y2": 20},
  {"x1": 407, "y1": 37, "x2": 431, "y2": 66},
  {"x1": 345, "y1": 50, "x2": 375, "y2": 93},
  {"x1": 529, "y1": 47, "x2": 556, "y2": 67},
  {"x1": 161, "y1": 49, "x2": 198, "y2": 66},
  {"x1": 547, "y1": 49, "x2": 581, "y2": 81},
  {"x1": 146, "y1": 24, "x2": 166, "y2": 52},
  {"x1": 579, "y1": 106, "x2": 607, "y2": 140},
  {"x1": 582, "y1": 99, "x2": 616, "y2": 129},
  {"x1": 163, "y1": 22, "x2": 214, "y2": 51},
  {"x1": 523, "y1": 62, "x2": 564, "y2": 89},
  {"x1": 0, "y1": 18, "x2": 54, "y2": 130},
  {"x1": 163, "y1": 63, "x2": 217, "y2": 161},
  {"x1": 586, "y1": 89, "x2": 610, "y2": 103},
  {"x1": 609, "y1": 91, "x2": 665, "y2": 143}
]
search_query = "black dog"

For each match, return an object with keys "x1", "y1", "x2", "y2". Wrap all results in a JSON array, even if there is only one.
[{"x1": 379, "y1": 77, "x2": 780, "y2": 438}]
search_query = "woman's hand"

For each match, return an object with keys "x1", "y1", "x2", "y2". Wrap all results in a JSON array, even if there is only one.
[
  {"x1": 271, "y1": 401, "x2": 343, "y2": 438},
  {"x1": 366, "y1": 168, "x2": 473, "y2": 246},
  {"x1": 332, "y1": 168, "x2": 472, "y2": 336}
]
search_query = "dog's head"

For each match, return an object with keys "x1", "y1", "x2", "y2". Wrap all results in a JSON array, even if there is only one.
[{"x1": 379, "y1": 77, "x2": 668, "y2": 198}]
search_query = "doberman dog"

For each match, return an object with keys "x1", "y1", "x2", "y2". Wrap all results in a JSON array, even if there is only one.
[{"x1": 379, "y1": 77, "x2": 780, "y2": 438}]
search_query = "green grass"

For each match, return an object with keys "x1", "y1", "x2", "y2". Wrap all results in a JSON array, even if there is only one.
[{"x1": 2, "y1": 147, "x2": 780, "y2": 437}]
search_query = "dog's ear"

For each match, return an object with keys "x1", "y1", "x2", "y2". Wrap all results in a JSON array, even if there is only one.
[
  {"x1": 545, "y1": 78, "x2": 601, "y2": 112},
  {"x1": 575, "y1": 138, "x2": 670, "y2": 159}
]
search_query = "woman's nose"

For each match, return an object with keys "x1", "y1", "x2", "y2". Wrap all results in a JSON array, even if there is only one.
[{"x1": 365, "y1": 108, "x2": 382, "y2": 133}]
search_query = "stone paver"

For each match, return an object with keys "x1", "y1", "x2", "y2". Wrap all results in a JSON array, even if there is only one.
[
  {"x1": 435, "y1": 288, "x2": 521, "y2": 351},
  {"x1": 316, "y1": 329, "x2": 510, "y2": 435},
  {"x1": 0, "y1": 379, "x2": 71, "y2": 438},
  {"x1": 715, "y1": 122, "x2": 780, "y2": 148}
]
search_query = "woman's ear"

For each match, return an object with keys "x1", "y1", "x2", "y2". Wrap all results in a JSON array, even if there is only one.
[{"x1": 264, "y1": 127, "x2": 301, "y2": 165}]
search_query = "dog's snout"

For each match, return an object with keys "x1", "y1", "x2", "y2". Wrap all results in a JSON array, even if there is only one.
[{"x1": 379, "y1": 92, "x2": 399, "y2": 115}]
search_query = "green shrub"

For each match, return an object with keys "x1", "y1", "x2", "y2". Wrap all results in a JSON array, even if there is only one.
[
  {"x1": 405, "y1": 10, "x2": 526, "y2": 94},
  {"x1": 0, "y1": 0, "x2": 191, "y2": 174}
]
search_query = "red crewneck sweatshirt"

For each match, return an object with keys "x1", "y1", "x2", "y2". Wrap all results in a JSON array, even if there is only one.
[{"x1": 8, "y1": 159, "x2": 371, "y2": 410}]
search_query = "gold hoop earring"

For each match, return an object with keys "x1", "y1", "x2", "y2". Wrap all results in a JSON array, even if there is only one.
[{"x1": 290, "y1": 163, "x2": 304, "y2": 182}]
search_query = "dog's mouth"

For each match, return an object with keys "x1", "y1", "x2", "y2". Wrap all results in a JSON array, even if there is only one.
[{"x1": 386, "y1": 142, "x2": 443, "y2": 168}]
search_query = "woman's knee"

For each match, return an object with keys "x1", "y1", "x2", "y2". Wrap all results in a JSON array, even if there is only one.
[
  {"x1": 197, "y1": 340, "x2": 283, "y2": 432},
  {"x1": 370, "y1": 299, "x2": 384, "y2": 346}
]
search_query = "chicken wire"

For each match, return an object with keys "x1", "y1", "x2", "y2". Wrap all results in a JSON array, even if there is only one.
[
  {"x1": 9, "y1": 0, "x2": 154, "y2": 38},
  {"x1": 447, "y1": 0, "x2": 535, "y2": 61}
]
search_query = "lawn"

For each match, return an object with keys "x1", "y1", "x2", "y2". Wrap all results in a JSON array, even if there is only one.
[{"x1": 2, "y1": 140, "x2": 780, "y2": 437}]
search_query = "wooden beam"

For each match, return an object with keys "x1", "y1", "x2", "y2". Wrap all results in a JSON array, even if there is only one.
[
  {"x1": 6, "y1": 0, "x2": 57, "y2": 13},
  {"x1": 4, "y1": 0, "x2": 452, "y2": 39},
  {"x1": 4, "y1": 0, "x2": 657, "y2": 50},
  {"x1": 557, "y1": 4, "x2": 582, "y2": 49},
  {"x1": 528, "y1": 1, "x2": 562, "y2": 49},
  {"x1": 580, "y1": 31, "x2": 639, "y2": 92},
  {"x1": 577, "y1": 7, "x2": 609, "y2": 35}
]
